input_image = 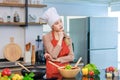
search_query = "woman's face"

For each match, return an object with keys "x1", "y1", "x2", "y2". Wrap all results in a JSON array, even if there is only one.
[{"x1": 52, "y1": 19, "x2": 63, "y2": 32}]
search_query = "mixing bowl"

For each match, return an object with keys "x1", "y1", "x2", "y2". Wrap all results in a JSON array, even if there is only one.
[{"x1": 58, "y1": 67, "x2": 80, "y2": 78}]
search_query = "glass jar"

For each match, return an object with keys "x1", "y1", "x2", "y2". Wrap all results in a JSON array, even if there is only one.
[
  {"x1": 13, "y1": 11, "x2": 20, "y2": 22},
  {"x1": 7, "y1": 16, "x2": 11, "y2": 22}
]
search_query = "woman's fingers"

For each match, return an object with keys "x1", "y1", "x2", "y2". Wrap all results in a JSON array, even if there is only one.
[
  {"x1": 44, "y1": 53, "x2": 53, "y2": 60},
  {"x1": 44, "y1": 53, "x2": 50, "y2": 59}
]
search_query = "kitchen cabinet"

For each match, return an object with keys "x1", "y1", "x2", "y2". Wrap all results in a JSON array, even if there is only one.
[
  {"x1": 0, "y1": 1, "x2": 26, "y2": 26},
  {"x1": 69, "y1": 17, "x2": 118, "y2": 69},
  {"x1": 0, "y1": 3, "x2": 25, "y2": 7},
  {"x1": 0, "y1": 0, "x2": 47, "y2": 26},
  {"x1": 0, "y1": 0, "x2": 47, "y2": 61}
]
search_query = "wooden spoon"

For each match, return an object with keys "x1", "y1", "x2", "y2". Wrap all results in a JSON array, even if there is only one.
[
  {"x1": 72, "y1": 57, "x2": 82, "y2": 69},
  {"x1": 49, "y1": 57, "x2": 82, "y2": 69},
  {"x1": 17, "y1": 62, "x2": 30, "y2": 72},
  {"x1": 48, "y1": 61, "x2": 60, "y2": 68}
]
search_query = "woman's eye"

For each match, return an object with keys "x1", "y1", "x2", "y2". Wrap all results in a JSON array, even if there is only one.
[{"x1": 60, "y1": 19, "x2": 62, "y2": 23}]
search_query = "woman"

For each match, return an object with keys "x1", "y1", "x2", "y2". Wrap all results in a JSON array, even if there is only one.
[{"x1": 42, "y1": 7, "x2": 74, "y2": 79}]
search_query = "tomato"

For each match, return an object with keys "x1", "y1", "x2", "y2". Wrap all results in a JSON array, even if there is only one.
[
  {"x1": 105, "y1": 66, "x2": 115, "y2": 72},
  {"x1": 89, "y1": 71, "x2": 94, "y2": 76},
  {"x1": 1, "y1": 68, "x2": 11, "y2": 76},
  {"x1": 105, "y1": 68, "x2": 109, "y2": 72},
  {"x1": 109, "y1": 66, "x2": 114, "y2": 72}
]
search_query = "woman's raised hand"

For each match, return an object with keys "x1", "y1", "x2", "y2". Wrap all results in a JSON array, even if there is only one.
[{"x1": 59, "y1": 31, "x2": 64, "y2": 40}]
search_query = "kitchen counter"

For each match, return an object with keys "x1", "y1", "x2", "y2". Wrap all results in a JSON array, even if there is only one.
[
  {"x1": 0, "y1": 62, "x2": 46, "y2": 74},
  {"x1": 33, "y1": 69, "x2": 119, "y2": 80},
  {"x1": 62, "y1": 69, "x2": 119, "y2": 80},
  {"x1": 1, "y1": 62, "x2": 119, "y2": 80}
]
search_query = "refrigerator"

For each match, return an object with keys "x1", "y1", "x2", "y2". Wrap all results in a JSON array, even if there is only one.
[{"x1": 69, "y1": 17, "x2": 118, "y2": 69}]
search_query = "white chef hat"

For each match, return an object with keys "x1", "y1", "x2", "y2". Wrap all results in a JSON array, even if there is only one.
[{"x1": 42, "y1": 7, "x2": 60, "y2": 27}]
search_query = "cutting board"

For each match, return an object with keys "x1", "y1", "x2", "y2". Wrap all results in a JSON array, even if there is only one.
[{"x1": 4, "y1": 37, "x2": 22, "y2": 62}]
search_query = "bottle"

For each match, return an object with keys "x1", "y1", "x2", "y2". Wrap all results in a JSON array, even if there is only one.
[
  {"x1": 14, "y1": 11, "x2": 20, "y2": 22},
  {"x1": 31, "y1": 45, "x2": 36, "y2": 65},
  {"x1": 7, "y1": 16, "x2": 11, "y2": 22}
]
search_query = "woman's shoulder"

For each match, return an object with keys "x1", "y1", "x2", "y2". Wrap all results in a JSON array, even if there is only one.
[{"x1": 43, "y1": 32, "x2": 52, "y2": 39}]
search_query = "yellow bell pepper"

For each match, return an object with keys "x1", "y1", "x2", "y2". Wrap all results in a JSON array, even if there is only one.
[
  {"x1": 12, "y1": 74, "x2": 23, "y2": 80},
  {"x1": 82, "y1": 68, "x2": 88, "y2": 76}
]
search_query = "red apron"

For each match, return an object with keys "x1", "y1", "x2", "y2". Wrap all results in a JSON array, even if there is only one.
[{"x1": 46, "y1": 32, "x2": 70, "y2": 79}]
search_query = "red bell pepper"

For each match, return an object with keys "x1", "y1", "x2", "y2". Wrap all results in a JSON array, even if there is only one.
[{"x1": 1, "y1": 68, "x2": 11, "y2": 76}]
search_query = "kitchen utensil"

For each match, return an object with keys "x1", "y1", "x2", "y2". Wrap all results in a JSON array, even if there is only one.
[
  {"x1": 4, "y1": 37, "x2": 22, "y2": 62},
  {"x1": 49, "y1": 57, "x2": 82, "y2": 69},
  {"x1": 73, "y1": 57, "x2": 82, "y2": 68},
  {"x1": 25, "y1": 42, "x2": 31, "y2": 51},
  {"x1": 17, "y1": 62, "x2": 30, "y2": 72},
  {"x1": 31, "y1": 45, "x2": 36, "y2": 65},
  {"x1": 24, "y1": 42, "x2": 31, "y2": 63},
  {"x1": 48, "y1": 61, "x2": 60, "y2": 68}
]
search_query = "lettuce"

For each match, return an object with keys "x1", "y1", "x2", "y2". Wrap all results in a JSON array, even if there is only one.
[{"x1": 84, "y1": 63, "x2": 100, "y2": 75}]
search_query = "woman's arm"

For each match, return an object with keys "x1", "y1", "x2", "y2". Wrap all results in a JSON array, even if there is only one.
[
  {"x1": 43, "y1": 34, "x2": 62, "y2": 59},
  {"x1": 56, "y1": 38, "x2": 74, "y2": 63}
]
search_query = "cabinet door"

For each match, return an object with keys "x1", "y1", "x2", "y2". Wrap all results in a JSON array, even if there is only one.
[
  {"x1": 69, "y1": 18, "x2": 88, "y2": 64},
  {"x1": 90, "y1": 49, "x2": 117, "y2": 69}
]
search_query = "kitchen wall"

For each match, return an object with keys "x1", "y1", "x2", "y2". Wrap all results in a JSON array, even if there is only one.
[
  {"x1": 0, "y1": 6, "x2": 46, "y2": 59},
  {"x1": 44, "y1": 1, "x2": 109, "y2": 16},
  {"x1": 0, "y1": 26, "x2": 25, "y2": 58}
]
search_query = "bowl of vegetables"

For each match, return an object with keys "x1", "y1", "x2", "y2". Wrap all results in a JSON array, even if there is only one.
[{"x1": 58, "y1": 64, "x2": 80, "y2": 78}]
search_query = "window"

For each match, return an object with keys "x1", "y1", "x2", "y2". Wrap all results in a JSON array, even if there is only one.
[{"x1": 108, "y1": 7, "x2": 120, "y2": 69}]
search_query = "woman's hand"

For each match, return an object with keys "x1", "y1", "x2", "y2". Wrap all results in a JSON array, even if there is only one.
[
  {"x1": 44, "y1": 53, "x2": 52, "y2": 60},
  {"x1": 59, "y1": 31, "x2": 64, "y2": 40},
  {"x1": 44, "y1": 53, "x2": 61, "y2": 62},
  {"x1": 51, "y1": 58, "x2": 60, "y2": 62}
]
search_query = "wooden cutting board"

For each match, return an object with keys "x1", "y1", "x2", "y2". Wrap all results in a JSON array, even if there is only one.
[{"x1": 4, "y1": 37, "x2": 22, "y2": 62}]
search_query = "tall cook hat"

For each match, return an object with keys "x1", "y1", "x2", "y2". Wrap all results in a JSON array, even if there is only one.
[{"x1": 42, "y1": 7, "x2": 60, "y2": 27}]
